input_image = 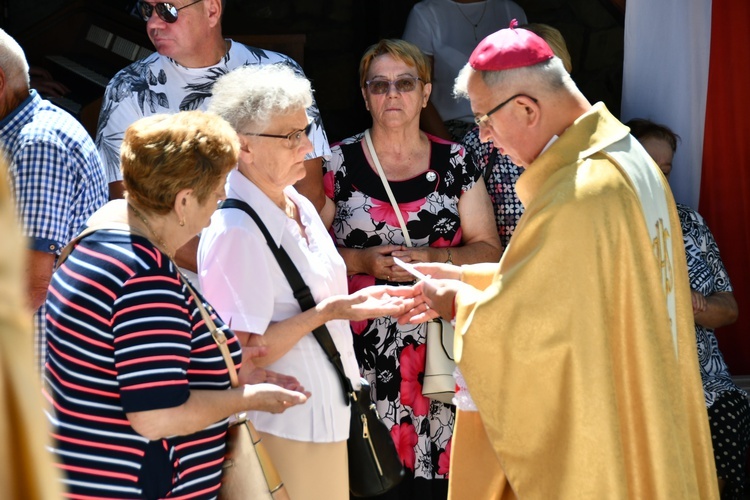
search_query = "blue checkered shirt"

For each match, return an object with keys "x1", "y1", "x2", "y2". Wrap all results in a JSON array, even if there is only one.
[{"x1": 0, "y1": 90, "x2": 107, "y2": 367}]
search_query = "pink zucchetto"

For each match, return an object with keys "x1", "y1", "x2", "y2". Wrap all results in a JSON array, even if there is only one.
[{"x1": 469, "y1": 19, "x2": 555, "y2": 71}]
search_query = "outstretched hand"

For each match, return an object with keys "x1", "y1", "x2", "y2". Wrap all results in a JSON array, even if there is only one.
[
  {"x1": 321, "y1": 285, "x2": 417, "y2": 322},
  {"x1": 395, "y1": 279, "x2": 464, "y2": 325},
  {"x1": 243, "y1": 383, "x2": 310, "y2": 414},
  {"x1": 238, "y1": 344, "x2": 308, "y2": 395},
  {"x1": 237, "y1": 344, "x2": 310, "y2": 414}
]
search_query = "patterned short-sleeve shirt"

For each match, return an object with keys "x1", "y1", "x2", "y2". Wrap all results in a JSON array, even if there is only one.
[{"x1": 96, "y1": 40, "x2": 330, "y2": 183}]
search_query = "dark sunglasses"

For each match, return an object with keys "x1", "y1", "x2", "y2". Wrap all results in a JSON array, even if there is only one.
[{"x1": 136, "y1": 0, "x2": 204, "y2": 23}]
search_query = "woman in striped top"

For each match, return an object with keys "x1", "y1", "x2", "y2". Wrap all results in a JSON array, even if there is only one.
[{"x1": 44, "y1": 110, "x2": 310, "y2": 499}]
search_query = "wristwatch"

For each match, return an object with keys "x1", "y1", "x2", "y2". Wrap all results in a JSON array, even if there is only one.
[{"x1": 445, "y1": 248, "x2": 453, "y2": 265}]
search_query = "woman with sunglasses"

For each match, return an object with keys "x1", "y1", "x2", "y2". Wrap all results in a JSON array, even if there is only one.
[
  {"x1": 322, "y1": 39, "x2": 501, "y2": 498},
  {"x1": 199, "y1": 63, "x2": 413, "y2": 500}
]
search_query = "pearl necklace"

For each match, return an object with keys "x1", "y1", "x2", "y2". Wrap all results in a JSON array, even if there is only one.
[
  {"x1": 128, "y1": 203, "x2": 174, "y2": 260},
  {"x1": 454, "y1": 1, "x2": 489, "y2": 41}
]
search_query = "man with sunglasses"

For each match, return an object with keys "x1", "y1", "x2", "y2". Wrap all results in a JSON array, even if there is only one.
[
  {"x1": 95, "y1": 0, "x2": 331, "y2": 282},
  {"x1": 397, "y1": 23, "x2": 719, "y2": 499}
]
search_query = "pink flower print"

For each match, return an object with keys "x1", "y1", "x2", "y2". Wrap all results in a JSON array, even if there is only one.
[
  {"x1": 437, "y1": 438, "x2": 452, "y2": 477},
  {"x1": 390, "y1": 422, "x2": 419, "y2": 470},
  {"x1": 369, "y1": 198, "x2": 424, "y2": 228},
  {"x1": 399, "y1": 343, "x2": 429, "y2": 416},
  {"x1": 432, "y1": 227, "x2": 462, "y2": 248},
  {"x1": 350, "y1": 319, "x2": 368, "y2": 335},
  {"x1": 323, "y1": 171, "x2": 335, "y2": 198},
  {"x1": 348, "y1": 273, "x2": 375, "y2": 294}
]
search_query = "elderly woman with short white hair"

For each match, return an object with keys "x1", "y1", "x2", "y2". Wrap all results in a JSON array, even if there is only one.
[{"x1": 199, "y1": 64, "x2": 410, "y2": 499}]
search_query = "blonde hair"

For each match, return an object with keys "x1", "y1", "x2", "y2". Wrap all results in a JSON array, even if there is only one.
[
  {"x1": 520, "y1": 23, "x2": 573, "y2": 74},
  {"x1": 359, "y1": 39, "x2": 431, "y2": 88},
  {"x1": 121, "y1": 111, "x2": 239, "y2": 215}
]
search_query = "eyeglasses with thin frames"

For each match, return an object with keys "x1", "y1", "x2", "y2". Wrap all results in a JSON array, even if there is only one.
[
  {"x1": 365, "y1": 77, "x2": 423, "y2": 95},
  {"x1": 474, "y1": 93, "x2": 538, "y2": 126},
  {"x1": 136, "y1": 0, "x2": 204, "y2": 23},
  {"x1": 241, "y1": 122, "x2": 314, "y2": 149}
]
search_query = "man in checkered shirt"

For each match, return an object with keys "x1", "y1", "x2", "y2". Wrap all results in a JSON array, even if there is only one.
[{"x1": 0, "y1": 29, "x2": 107, "y2": 368}]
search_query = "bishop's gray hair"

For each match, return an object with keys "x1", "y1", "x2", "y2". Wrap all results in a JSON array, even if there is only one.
[{"x1": 454, "y1": 56, "x2": 573, "y2": 101}]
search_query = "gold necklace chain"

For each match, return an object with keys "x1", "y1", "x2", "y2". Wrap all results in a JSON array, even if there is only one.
[
  {"x1": 128, "y1": 203, "x2": 174, "y2": 259},
  {"x1": 454, "y1": 1, "x2": 489, "y2": 41}
]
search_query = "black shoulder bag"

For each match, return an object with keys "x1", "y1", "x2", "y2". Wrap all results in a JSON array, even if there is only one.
[{"x1": 220, "y1": 198, "x2": 405, "y2": 497}]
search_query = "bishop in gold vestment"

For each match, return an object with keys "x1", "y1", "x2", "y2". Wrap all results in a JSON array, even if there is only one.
[
  {"x1": 404, "y1": 24, "x2": 719, "y2": 500},
  {"x1": 449, "y1": 103, "x2": 717, "y2": 499}
]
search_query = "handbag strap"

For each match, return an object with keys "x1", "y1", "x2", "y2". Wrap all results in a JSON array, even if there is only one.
[
  {"x1": 364, "y1": 129, "x2": 412, "y2": 247},
  {"x1": 219, "y1": 198, "x2": 353, "y2": 404},
  {"x1": 57, "y1": 200, "x2": 142, "y2": 269},
  {"x1": 182, "y1": 277, "x2": 240, "y2": 389}
]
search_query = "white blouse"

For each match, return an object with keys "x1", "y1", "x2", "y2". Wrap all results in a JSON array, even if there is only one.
[{"x1": 198, "y1": 170, "x2": 360, "y2": 442}]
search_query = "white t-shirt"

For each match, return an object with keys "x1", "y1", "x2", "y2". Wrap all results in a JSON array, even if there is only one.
[
  {"x1": 95, "y1": 40, "x2": 330, "y2": 184},
  {"x1": 403, "y1": 0, "x2": 527, "y2": 123},
  {"x1": 198, "y1": 170, "x2": 359, "y2": 442}
]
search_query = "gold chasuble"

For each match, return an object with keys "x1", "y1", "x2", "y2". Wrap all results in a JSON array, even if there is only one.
[{"x1": 448, "y1": 103, "x2": 717, "y2": 499}]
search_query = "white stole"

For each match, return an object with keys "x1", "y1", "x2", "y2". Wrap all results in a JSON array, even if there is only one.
[{"x1": 604, "y1": 136, "x2": 678, "y2": 357}]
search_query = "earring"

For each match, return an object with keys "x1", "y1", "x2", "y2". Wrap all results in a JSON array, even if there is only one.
[{"x1": 179, "y1": 219, "x2": 185, "y2": 227}]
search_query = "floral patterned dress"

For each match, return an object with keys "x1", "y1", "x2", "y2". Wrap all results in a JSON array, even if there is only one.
[{"x1": 323, "y1": 132, "x2": 480, "y2": 496}]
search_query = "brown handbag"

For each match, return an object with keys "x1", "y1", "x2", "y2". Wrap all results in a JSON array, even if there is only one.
[
  {"x1": 218, "y1": 415, "x2": 288, "y2": 500},
  {"x1": 184, "y1": 281, "x2": 290, "y2": 500}
]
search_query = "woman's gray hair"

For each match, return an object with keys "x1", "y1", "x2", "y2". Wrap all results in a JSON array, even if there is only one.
[
  {"x1": 454, "y1": 56, "x2": 572, "y2": 101},
  {"x1": 0, "y1": 29, "x2": 29, "y2": 89},
  {"x1": 208, "y1": 63, "x2": 313, "y2": 132}
]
